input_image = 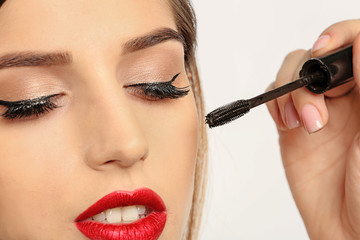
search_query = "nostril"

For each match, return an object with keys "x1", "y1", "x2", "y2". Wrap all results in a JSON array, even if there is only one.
[{"x1": 140, "y1": 149, "x2": 149, "y2": 161}]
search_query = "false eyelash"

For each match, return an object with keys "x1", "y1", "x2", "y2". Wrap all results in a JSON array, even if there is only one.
[
  {"x1": 124, "y1": 73, "x2": 190, "y2": 100},
  {"x1": 0, "y1": 94, "x2": 60, "y2": 120}
]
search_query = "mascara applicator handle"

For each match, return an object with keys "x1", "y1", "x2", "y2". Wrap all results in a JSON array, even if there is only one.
[{"x1": 300, "y1": 45, "x2": 354, "y2": 94}]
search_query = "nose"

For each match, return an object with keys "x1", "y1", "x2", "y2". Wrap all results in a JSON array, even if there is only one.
[{"x1": 81, "y1": 85, "x2": 149, "y2": 170}]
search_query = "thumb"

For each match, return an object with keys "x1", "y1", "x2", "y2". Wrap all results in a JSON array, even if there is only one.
[{"x1": 345, "y1": 132, "x2": 360, "y2": 238}]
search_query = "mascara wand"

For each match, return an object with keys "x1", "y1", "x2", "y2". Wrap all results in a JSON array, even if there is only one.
[{"x1": 206, "y1": 45, "x2": 354, "y2": 128}]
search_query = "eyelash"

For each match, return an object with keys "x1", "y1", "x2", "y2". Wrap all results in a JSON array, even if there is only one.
[
  {"x1": 0, "y1": 73, "x2": 189, "y2": 120},
  {"x1": 124, "y1": 73, "x2": 189, "y2": 100},
  {"x1": 0, "y1": 94, "x2": 60, "y2": 120}
]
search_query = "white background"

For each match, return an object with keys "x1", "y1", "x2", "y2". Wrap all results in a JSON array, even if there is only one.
[{"x1": 194, "y1": 1, "x2": 360, "y2": 239}]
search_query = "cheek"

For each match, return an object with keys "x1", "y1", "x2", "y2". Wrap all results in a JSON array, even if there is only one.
[
  {"x1": 134, "y1": 95, "x2": 199, "y2": 233},
  {"x1": 0, "y1": 118, "x2": 76, "y2": 236}
]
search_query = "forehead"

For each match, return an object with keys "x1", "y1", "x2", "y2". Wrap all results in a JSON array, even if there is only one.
[{"x1": 0, "y1": 0, "x2": 176, "y2": 52}]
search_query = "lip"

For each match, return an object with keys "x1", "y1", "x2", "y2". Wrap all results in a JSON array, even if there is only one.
[{"x1": 75, "y1": 188, "x2": 167, "y2": 240}]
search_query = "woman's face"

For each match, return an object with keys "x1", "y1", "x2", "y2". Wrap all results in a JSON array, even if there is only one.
[{"x1": 0, "y1": 0, "x2": 199, "y2": 239}]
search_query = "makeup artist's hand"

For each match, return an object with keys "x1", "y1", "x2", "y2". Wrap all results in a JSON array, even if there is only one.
[{"x1": 267, "y1": 19, "x2": 360, "y2": 240}]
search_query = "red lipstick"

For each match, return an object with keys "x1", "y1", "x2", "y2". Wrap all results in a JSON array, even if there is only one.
[{"x1": 75, "y1": 188, "x2": 167, "y2": 240}]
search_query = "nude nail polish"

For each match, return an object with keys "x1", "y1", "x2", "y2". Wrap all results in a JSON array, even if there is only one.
[
  {"x1": 284, "y1": 101, "x2": 300, "y2": 129},
  {"x1": 312, "y1": 35, "x2": 330, "y2": 53},
  {"x1": 301, "y1": 104, "x2": 323, "y2": 134}
]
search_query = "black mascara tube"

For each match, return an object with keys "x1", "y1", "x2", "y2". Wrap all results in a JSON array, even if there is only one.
[
  {"x1": 206, "y1": 44, "x2": 354, "y2": 128},
  {"x1": 301, "y1": 45, "x2": 353, "y2": 94}
]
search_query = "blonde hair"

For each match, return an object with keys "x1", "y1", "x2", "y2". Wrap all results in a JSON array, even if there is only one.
[{"x1": 169, "y1": 1, "x2": 208, "y2": 239}]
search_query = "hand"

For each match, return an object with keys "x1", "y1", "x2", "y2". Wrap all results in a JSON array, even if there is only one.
[{"x1": 266, "y1": 19, "x2": 360, "y2": 240}]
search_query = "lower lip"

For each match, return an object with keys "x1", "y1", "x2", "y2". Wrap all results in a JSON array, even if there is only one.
[{"x1": 76, "y1": 211, "x2": 167, "y2": 240}]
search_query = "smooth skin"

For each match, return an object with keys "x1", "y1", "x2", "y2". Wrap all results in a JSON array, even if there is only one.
[
  {"x1": 267, "y1": 19, "x2": 360, "y2": 240},
  {"x1": 0, "y1": 0, "x2": 199, "y2": 239}
]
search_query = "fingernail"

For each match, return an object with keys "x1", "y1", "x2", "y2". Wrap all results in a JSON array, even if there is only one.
[
  {"x1": 312, "y1": 35, "x2": 330, "y2": 53},
  {"x1": 284, "y1": 101, "x2": 300, "y2": 129},
  {"x1": 301, "y1": 104, "x2": 323, "y2": 134}
]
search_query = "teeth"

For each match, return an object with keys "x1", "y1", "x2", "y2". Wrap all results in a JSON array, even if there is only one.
[
  {"x1": 137, "y1": 205, "x2": 146, "y2": 215},
  {"x1": 90, "y1": 205, "x2": 150, "y2": 224},
  {"x1": 93, "y1": 212, "x2": 106, "y2": 222},
  {"x1": 122, "y1": 206, "x2": 139, "y2": 223},
  {"x1": 105, "y1": 207, "x2": 122, "y2": 224}
]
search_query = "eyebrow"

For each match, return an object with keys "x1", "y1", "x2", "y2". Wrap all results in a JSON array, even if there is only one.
[
  {"x1": 122, "y1": 27, "x2": 185, "y2": 54},
  {"x1": 0, "y1": 28, "x2": 184, "y2": 70},
  {"x1": 0, "y1": 52, "x2": 72, "y2": 70}
]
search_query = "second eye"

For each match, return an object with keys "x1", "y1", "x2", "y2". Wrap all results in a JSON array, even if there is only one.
[{"x1": 124, "y1": 73, "x2": 190, "y2": 101}]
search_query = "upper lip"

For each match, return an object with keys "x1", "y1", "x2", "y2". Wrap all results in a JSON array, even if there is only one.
[{"x1": 75, "y1": 187, "x2": 166, "y2": 222}]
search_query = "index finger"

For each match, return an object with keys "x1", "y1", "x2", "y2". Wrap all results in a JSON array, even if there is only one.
[
  {"x1": 311, "y1": 20, "x2": 360, "y2": 98},
  {"x1": 311, "y1": 19, "x2": 360, "y2": 57}
]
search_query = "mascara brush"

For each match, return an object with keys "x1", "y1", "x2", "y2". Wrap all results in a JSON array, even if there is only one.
[{"x1": 206, "y1": 44, "x2": 354, "y2": 128}]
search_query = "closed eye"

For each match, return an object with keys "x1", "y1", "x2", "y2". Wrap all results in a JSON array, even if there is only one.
[
  {"x1": 124, "y1": 73, "x2": 190, "y2": 101},
  {"x1": 0, "y1": 94, "x2": 61, "y2": 120}
]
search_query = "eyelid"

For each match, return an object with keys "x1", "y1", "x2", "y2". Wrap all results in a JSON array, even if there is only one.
[
  {"x1": 124, "y1": 72, "x2": 190, "y2": 101},
  {"x1": 124, "y1": 72, "x2": 181, "y2": 88},
  {"x1": 0, "y1": 94, "x2": 60, "y2": 106}
]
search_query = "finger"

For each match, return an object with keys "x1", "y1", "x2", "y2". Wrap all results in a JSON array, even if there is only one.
[
  {"x1": 345, "y1": 132, "x2": 360, "y2": 237},
  {"x1": 311, "y1": 20, "x2": 360, "y2": 98},
  {"x1": 291, "y1": 83, "x2": 328, "y2": 134},
  {"x1": 311, "y1": 19, "x2": 360, "y2": 57},
  {"x1": 285, "y1": 49, "x2": 329, "y2": 134},
  {"x1": 265, "y1": 82, "x2": 286, "y2": 131},
  {"x1": 275, "y1": 49, "x2": 307, "y2": 130}
]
